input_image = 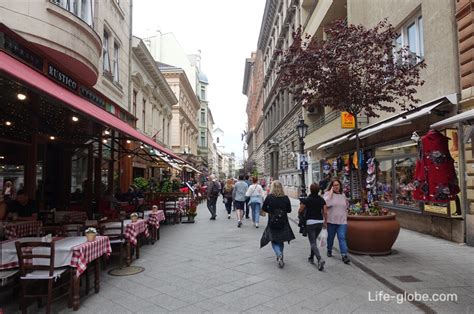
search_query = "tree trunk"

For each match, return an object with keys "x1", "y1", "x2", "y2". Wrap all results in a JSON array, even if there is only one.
[{"x1": 354, "y1": 114, "x2": 365, "y2": 203}]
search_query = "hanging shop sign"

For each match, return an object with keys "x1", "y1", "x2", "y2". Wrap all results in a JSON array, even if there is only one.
[{"x1": 341, "y1": 112, "x2": 355, "y2": 129}]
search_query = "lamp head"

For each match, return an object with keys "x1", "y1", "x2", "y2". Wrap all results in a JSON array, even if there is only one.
[{"x1": 296, "y1": 119, "x2": 308, "y2": 139}]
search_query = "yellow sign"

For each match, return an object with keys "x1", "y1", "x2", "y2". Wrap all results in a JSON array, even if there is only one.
[{"x1": 341, "y1": 112, "x2": 355, "y2": 129}]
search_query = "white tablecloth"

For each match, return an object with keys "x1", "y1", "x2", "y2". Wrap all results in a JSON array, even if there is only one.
[{"x1": 0, "y1": 237, "x2": 87, "y2": 269}]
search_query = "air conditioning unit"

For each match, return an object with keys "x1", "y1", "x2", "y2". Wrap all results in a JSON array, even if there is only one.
[{"x1": 306, "y1": 106, "x2": 319, "y2": 115}]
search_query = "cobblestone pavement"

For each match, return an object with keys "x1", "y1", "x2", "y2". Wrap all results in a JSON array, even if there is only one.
[{"x1": 2, "y1": 197, "x2": 473, "y2": 313}]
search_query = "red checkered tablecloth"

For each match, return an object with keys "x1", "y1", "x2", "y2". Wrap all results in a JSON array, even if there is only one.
[
  {"x1": 124, "y1": 220, "x2": 149, "y2": 247},
  {"x1": 146, "y1": 210, "x2": 165, "y2": 228},
  {"x1": 55, "y1": 211, "x2": 88, "y2": 223},
  {"x1": 70, "y1": 236, "x2": 111, "y2": 277},
  {"x1": 4, "y1": 221, "x2": 43, "y2": 239}
]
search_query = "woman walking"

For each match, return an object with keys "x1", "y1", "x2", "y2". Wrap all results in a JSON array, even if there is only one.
[
  {"x1": 222, "y1": 179, "x2": 234, "y2": 219},
  {"x1": 324, "y1": 179, "x2": 350, "y2": 264},
  {"x1": 260, "y1": 180, "x2": 295, "y2": 268},
  {"x1": 299, "y1": 183, "x2": 327, "y2": 271},
  {"x1": 245, "y1": 177, "x2": 265, "y2": 228}
]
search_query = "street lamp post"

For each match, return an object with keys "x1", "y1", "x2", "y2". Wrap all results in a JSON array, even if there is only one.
[{"x1": 296, "y1": 119, "x2": 309, "y2": 199}]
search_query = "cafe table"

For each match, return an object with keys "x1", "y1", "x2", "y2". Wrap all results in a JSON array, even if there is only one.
[
  {"x1": 4, "y1": 220, "x2": 43, "y2": 239},
  {"x1": 102, "y1": 219, "x2": 149, "y2": 265},
  {"x1": 54, "y1": 211, "x2": 88, "y2": 223},
  {"x1": 0, "y1": 236, "x2": 111, "y2": 310},
  {"x1": 144, "y1": 210, "x2": 165, "y2": 242}
]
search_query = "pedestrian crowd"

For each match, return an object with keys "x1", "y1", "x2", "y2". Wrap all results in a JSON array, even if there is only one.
[{"x1": 204, "y1": 174, "x2": 350, "y2": 270}]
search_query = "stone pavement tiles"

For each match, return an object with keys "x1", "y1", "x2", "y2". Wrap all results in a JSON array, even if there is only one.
[{"x1": 1, "y1": 196, "x2": 472, "y2": 313}]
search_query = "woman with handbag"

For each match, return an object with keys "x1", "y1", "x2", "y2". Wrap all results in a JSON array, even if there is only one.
[
  {"x1": 245, "y1": 177, "x2": 265, "y2": 228},
  {"x1": 222, "y1": 179, "x2": 234, "y2": 219},
  {"x1": 260, "y1": 180, "x2": 295, "y2": 268},
  {"x1": 299, "y1": 183, "x2": 328, "y2": 271}
]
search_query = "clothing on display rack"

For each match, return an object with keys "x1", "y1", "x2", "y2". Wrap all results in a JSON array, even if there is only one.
[{"x1": 413, "y1": 129, "x2": 460, "y2": 203}]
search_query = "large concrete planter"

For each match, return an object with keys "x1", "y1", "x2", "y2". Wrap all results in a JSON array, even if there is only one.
[{"x1": 347, "y1": 213, "x2": 400, "y2": 255}]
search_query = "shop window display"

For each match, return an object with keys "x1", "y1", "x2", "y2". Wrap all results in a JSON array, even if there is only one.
[
  {"x1": 377, "y1": 159, "x2": 393, "y2": 203},
  {"x1": 395, "y1": 157, "x2": 416, "y2": 207}
]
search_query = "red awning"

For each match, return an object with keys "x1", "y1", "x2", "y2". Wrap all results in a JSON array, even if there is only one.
[{"x1": 0, "y1": 51, "x2": 184, "y2": 163}]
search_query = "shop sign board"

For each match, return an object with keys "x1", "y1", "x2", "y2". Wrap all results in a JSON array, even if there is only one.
[
  {"x1": 341, "y1": 112, "x2": 355, "y2": 129},
  {"x1": 0, "y1": 32, "x2": 43, "y2": 70},
  {"x1": 48, "y1": 64, "x2": 77, "y2": 91}
]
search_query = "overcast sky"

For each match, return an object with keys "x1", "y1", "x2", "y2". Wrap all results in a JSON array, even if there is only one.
[{"x1": 133, "y1": 0, "x2": 266, "y2": 164}]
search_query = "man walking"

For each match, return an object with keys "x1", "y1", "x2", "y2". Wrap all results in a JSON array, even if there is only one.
[
  {"x1": 207, "y1": 174, "x2": 220, "y2": 220},
  {"x1": 233, "y1": 175, "x2": 249, "y2": 227}
]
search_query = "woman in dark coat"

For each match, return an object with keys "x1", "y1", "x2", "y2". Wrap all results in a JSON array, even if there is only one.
[{"x1": 260, "y1": 180, "x2": 295, "y2": 268}]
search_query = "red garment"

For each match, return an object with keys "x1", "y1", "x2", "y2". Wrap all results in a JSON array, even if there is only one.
[{"x1": 413, "y1": 130, "x2": 460, "y2": 203}]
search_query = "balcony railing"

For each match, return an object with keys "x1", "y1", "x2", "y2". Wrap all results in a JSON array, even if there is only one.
[
  {"x1": 308, "y1": 110, "x2": 341, "y2": 133},
  {"x1": 50, "y1": 0, "x2": 93, "y2": 27}
]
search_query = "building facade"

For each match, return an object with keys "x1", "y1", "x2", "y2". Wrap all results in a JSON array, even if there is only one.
[
  {"x1": 301, "y1": 0, "x2": 463, "y2": 242},
  {"x1": 158, "y1": 63, "x2": 199, "y2": 160},
  {"x1": 243, "y1": 50, "x2": 265, "y2": 177},
  {"x1": 129, "y1": 36, "x2": 176, "y2": 188},
  {"x1": 0, "y1": 0, "x2": 185, "y2": 214},
  {"x1": 258, "y1": 0, "x2": 304, "y2": 198}
]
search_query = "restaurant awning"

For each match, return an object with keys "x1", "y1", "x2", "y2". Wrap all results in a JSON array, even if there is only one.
[
  {"x1": 0, "y1": 51, "x2": 185, "y2": 163},
  {"x1": 431, "y1": 108, "x2": 474, "y2": 129},
  {"x1": 183, "y1": 164, "x2": 202, "y2": 174}
]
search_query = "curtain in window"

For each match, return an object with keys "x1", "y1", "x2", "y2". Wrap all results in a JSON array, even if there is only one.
[
  {"x1": 103, "y1": 33, "x2": 111, "y2": 72},
  {"x1": 113, "y1": 45, "x2": 119, "y2": 82}
]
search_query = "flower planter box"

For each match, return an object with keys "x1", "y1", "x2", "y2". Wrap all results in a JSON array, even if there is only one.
[{"x1": 347, "y1": 213, "x2": 400, "y2": 255}]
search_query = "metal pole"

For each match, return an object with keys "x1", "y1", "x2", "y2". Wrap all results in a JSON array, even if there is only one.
[{"x1": 300, "y1": 137, "x2": 307, "y2": 199}]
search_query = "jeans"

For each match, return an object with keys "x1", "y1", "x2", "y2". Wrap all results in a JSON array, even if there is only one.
[
  {"x1": 250, "y1": 202, "x2": 261, "y2": 224},
  {"x1": 307, "y1": 223, "x2": 323, "y2": 260},
  {"x1": 224, "y1": 197, "x2": 232, "y2": 214},
  {"x1": 207, "y1": 197, "x2": 218, "y2": 218},
  {"x1": 271, "y1": 242, "x2": 284, "y2": 257},
  {"x1": 327, "y1": 223, "x2": 348, "y2": 256},
  {"x1": 245, "y1": 198, "x2": 250, "y2": 217}
]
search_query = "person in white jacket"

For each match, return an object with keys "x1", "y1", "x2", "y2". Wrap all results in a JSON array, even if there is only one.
[{"x1": 245, "y1": 177, "x2": 265, "y2": 228}]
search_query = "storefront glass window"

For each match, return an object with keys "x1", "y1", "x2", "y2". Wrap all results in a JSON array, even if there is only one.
[
  {"x1": 394, "y1": 157, "x2": 416, "y2": 207},
  {"x1": 377, "y1": 159, "x2": 393, "y2": 203},
  {"x1": 312, "y1": 162, "x2": 321, "y2": 186},
  {"x1": 71, "y1": 148, "x2": 88, "y2": 203},
  {"x1": 376, "y1": 141, "x2": 420, "y2": 211}
]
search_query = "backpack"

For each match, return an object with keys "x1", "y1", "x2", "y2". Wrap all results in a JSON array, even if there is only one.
[
  {"x1": 269, "y1": 208, "x2": 285, "y2": 229},
  {"x1": 210, "y1": 182, "x2": 220, "y2": 197}
]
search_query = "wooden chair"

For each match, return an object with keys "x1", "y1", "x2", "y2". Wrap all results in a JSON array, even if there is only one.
[
  {"x1": 38, "y1": 211, "x2": 55, "y2": 225},
  {"x1": 0, "y1": 269, "x2": 20, "y2": 299},
  {"x1": 15, "y1": 241, "x2": 72, "y2": 314},
  {"x1": 99, "y1": 220, "x2": 126, "y2": 268},
  {"x1": 63, "y1": 222, "x2": 85, "y2": 237},
  {"x1": 163, "y1": 199, "x2": 179, "y2": 225},
  {"x1": 37, "y1": 226, "x2": 66, "y2": 237}
]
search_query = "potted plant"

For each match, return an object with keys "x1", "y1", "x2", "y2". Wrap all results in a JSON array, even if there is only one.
[
  {"x1": 185, "y1": 201, "x2": 197, "y2": 223},
  {"x1": 130, "y1": 212, "x2": 139, "y2": 222},
  {"x1": 346, "y1": 202, "x2": 400, "y2": 255},
  {"x1": 85, "y1": 227, "x2": 97, "y2": 242}
]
